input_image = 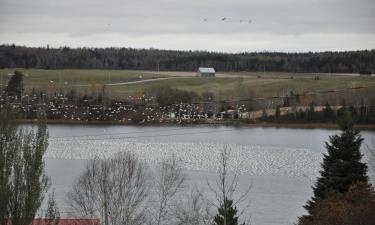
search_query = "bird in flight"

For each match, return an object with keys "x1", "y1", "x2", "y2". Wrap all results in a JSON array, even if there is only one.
[{"x1": 202, "y1": 17, "x2": 253, "y2": 24}]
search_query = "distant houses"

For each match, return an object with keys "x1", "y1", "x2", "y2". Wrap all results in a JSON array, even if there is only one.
[{"x1": 197, "y1": 67, "x2": 216, "y2": 77}]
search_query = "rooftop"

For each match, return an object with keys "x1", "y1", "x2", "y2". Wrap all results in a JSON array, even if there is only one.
[{"x1": 198, "y1": 67, "x2": 215, "y2": 73}]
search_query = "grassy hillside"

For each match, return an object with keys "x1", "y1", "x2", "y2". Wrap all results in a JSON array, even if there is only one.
[{"x1": 1, "y1": 69, "x2": 374, "y2": 100}]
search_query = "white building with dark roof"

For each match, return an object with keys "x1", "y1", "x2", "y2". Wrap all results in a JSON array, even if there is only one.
[{"x1": 197, "y1": 67, "x2": 216, "y2": 77}]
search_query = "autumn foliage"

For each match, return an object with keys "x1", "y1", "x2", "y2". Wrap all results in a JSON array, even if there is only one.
[{"x1": 301, "y1": 182, "x2": 375, "y2": 225}]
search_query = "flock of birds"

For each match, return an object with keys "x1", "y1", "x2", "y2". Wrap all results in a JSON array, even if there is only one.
[
  {"x1": 105, "y1": 17, "x2": 253, "y2": 28},
  {"x1": 48, "y1": 139, "x2": 319, "y2": 178},
  {"x1": 203, "y1": 17, "x2": 252, "y2": 23}
]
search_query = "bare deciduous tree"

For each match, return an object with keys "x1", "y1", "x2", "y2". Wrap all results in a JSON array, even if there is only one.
[
  {"x1": 206, "y1": 146, "x2": 251, "y2": 225},
  {"x1": 151, "y1": 156, "x2": 186, "y2": 225},
  {"x1": 174, "y1": 189, "x2": 213, "y2": 225},
  {"x1": 67, "y1": 152, "x2": 150, "y2": 225}
]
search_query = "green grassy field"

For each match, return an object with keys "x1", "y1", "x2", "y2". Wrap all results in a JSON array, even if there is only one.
[
  {"x1": 1, "y1": 69, "x2": 374, "y2": 99},
  {"x1": 0, "y1": 69, "x2": 169, "y2": 87}
]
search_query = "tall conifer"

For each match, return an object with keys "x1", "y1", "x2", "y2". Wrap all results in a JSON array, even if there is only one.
[
  {"x1": 299, "y1": 113, "x2": 368, "y2": 223},
  {"x1": 213, "y1": 198, "x2": 244, "y2": 225}
]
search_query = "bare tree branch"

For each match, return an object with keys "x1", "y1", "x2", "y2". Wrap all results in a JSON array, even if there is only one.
[
  {"x1": 66, "y1": 152, "x2": 150, "y2": 225},
  {"x1": 174, "y1": 188, "x2": 214, "y2": 225},
  {"x1": 150, "y1": 155, "x2": 186, "y2": 225},
  {"x1": 206, "y1": 145, "x2": 252, "y2": 225}
]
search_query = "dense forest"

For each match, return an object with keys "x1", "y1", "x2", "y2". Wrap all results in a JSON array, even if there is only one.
[{"x1": 0, "y1": 44, "x2": 374, "y2": 73}]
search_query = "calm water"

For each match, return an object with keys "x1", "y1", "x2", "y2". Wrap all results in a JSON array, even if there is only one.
[{"x1": 41, "y1": 125, "x2": 375, "y2": 225}]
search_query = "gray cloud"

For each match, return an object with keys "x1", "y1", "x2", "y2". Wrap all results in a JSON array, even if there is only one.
[{"x1": 0, "y1": 0, "x2": 374, "y2": 52}]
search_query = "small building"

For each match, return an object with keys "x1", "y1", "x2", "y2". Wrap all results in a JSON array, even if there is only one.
[
  {"x1": 216, "y1": 109, "x2": 239, "y2": 120},
  {"x1": 197, "y1": 67, "x2": 216, "y2": 77}
]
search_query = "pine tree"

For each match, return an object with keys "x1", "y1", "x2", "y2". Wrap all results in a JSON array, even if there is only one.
[
  {"x1": 323, "y1": 102, "x2": 334, "y2": 122},
  {"x1": 213, "y1": 198, "x2": 243, "y2": 225},
  {"x1": 299, "y1": 113, "x2": 368, "y2": 224},
  {"x1": 6, "y1": 71, "x2": 24, "y2": 99}
]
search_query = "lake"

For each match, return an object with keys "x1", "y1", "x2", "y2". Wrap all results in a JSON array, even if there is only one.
[{"x1": 40, "y1": 125, "x2": 375, "y2": 225}]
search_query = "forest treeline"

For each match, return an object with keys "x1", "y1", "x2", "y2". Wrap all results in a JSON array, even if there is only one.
[{"x1": 1, "y1": 44, "x2": 374, "y2": 73}]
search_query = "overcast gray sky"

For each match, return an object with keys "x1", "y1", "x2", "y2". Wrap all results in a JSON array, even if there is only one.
[{"x1": 0, "y1": 0, "x2": 374, "y2": 52}]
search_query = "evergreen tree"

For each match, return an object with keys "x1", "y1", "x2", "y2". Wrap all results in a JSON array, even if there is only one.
[
  {"x1": 299, "y1": 113, "x2": 368, "y2": 224},
  {"x1": 275, "y1": 105, "x2": 281, "y2": 119},
  {"x1": 213, "y1": 198, "x2": 244, "y2": 225},
  {"x1": 337, "y1": 101, "x2": 347, "y2": 118},
  {"x1": 349, "y1": 104, "x2": 357, "y2": 120},
  {"x1": 323, "y1": 102, "x2": 334, "y2": 122},
  {"x1": 261, "y1": 108, "x2": 267, "y2": 120},
  {"x1": 1, "y1": 45, "x2": 375, "y2": 73},
  {"x1": 307, "y1": 101, "x2": 315, "y2": 121},
  {"x1": 297, "y1": 108, "x2": 305, "y2": 120},
  {"x1": 358, "y1": 99, "x2": 367, "y2": 123},
  {"x1": 6, "y1": 71, "x2": 23, "y2": 99}
]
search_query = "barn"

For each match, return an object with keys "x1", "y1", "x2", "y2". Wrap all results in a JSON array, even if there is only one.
[{"x1": 197, "y1": 67, "x2": 216, "y2": 77}]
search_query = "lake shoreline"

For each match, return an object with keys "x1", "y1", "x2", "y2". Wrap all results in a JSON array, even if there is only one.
[{"x1": 17, "y1": 119, "x2": 375, "y2": 130}]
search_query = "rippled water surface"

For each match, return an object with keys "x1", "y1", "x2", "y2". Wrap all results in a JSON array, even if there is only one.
[{"x1": 40, "y1": 125, "x2": 375, "y2": 225}]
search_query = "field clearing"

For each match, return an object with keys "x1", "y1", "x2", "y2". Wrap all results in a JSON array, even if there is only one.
[
  {"x1": 1, "y1": 69, "x2": 374, "y2": 99},
  {"x1": 222, "y1": 71, "x2": 364, "y2": 78},
  {"x1": 105, "y1": 74, "x2": 375, "y2": 99},
  {"x1": 0, "y1": 69, "x2": 170, "y2": 87}
]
